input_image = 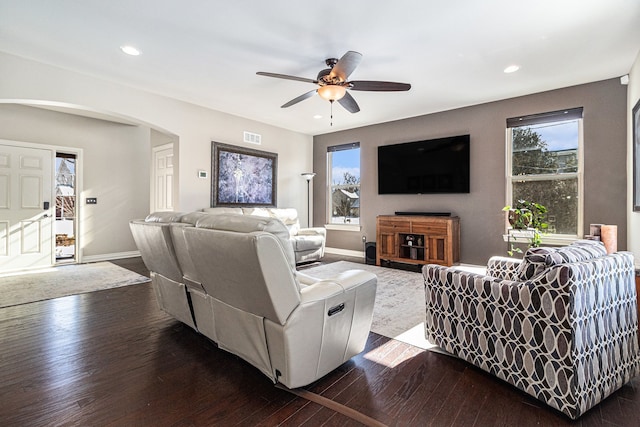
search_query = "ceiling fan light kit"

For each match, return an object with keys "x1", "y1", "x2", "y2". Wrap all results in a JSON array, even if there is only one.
[
  {"x1": 257, "y1": 50, "x2": 411, "y2": 125},
  {"x1": 317, "y1": 85, "x2": 346, "y2": 101}
]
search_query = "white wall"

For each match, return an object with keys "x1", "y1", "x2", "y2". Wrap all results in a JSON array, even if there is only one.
[
  {"x1": 627, "y1": 50, "x2": 640, "y2": 268},
  {"x1": 0, "y1": 51, "x2": 313, "y2": 259},
  {"x1": 0, "y1": 105, "x2": 151, "y2": 259}
]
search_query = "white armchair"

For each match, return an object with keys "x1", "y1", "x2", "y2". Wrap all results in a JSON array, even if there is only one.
[{"x1": 202, "y1": 207, "x2": 326, "y2": 263}]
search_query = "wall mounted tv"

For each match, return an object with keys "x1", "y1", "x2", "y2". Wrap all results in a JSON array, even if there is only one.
[{"x1": 378, "y1": 134, "x2": 470, "y2": 194}]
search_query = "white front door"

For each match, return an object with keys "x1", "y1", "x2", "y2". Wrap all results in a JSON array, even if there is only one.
[
  {"x1": 0, "y1": 143, "x2": 54, "y2": 272},
  {"x1": 152, "y1": 143, "x2": 174, "y2": 212}
]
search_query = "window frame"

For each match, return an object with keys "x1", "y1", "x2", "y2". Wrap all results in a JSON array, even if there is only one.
[
  {"x1": 505, "y1": 111, "x2": 584, "y2": 245},
  {"x1": 325, "y1": 142, "x2": 361, "y2": 231}
]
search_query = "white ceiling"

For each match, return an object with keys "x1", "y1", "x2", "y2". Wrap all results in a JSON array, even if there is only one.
[{"x1": 0, "y1": 0, "x2": 638, "y2": 136}]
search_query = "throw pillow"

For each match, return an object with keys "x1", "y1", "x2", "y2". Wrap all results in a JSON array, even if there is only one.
[
  {"x1": 545, "y1": 240, "x2": 607, "y2": 266},
  {"x1": 516, "y1": 247, "x2": 555, "y2": 281},
  {"x1": 515, "y1": 240, "x2": 607, "y2": 281}
]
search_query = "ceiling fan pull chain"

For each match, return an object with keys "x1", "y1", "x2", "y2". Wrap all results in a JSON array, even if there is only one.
[{"x1": 330, "y1": 100, "x2": 334, "y2": 126}]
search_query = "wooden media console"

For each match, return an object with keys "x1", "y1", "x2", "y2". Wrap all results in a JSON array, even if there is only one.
[{"x1": 376, "y1": 215, "x2": 460, "y2": 267}]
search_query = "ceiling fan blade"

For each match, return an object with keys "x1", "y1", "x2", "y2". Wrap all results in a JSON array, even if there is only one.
[
  {"x1": 256, "y1": 72, "x2": 317, "y2": 84},
  {"x1": 281, "y1": 89, "x2": 317, "y2": 108},
  {"x1": 330, "y1": 51, "x2": 363, "y2": 82},
  {"x1": 338, "y1": 91, "x2": 360, "y2": 113},
  {"x1": 349, "y1": 81, "x2": 411, "y2": 91}
]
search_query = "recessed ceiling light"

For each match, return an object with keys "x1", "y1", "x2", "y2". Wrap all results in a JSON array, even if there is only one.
[
  {"x1": 504, "y1": 65, "x2": 520, "y2": 74},
  {"x1": 120, "y1": 45, "x2": 141, "y2": 56},
  {"x1": 313, "y1": 115, "x2": 323, "y2": 119}
]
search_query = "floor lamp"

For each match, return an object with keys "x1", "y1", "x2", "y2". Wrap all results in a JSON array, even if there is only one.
[{"x1": 301, "y1": 172, "x2": 316, "y2": 227}]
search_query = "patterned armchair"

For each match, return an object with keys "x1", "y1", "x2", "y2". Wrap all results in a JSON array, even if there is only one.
[{"x1": 423, "y1": 240, "x2": 640, "y2": 419}]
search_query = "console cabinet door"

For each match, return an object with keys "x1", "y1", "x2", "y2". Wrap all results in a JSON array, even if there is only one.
[
  {"x1": 377, "y1": 228, "x2": 398, "y2": 260},
  {"x1": 425, "y1": 236, "x2": 448, "y2": 264}
]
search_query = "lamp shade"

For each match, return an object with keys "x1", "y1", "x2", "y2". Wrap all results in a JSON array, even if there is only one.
[
  {"x1": 301, "y1": 172, "x2": 316, "y2": 181},
  {"x1": 317, "y1": 85, "x2": 346, "y2": 101}
]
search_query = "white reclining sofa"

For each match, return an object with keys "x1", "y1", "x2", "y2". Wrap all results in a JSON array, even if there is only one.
[
  {"x1": 202, "y1": 207, "x2": 326, "y2": 264},
  {"x1": 130, "y1": 211, "x2": 377, "y2": 388}
]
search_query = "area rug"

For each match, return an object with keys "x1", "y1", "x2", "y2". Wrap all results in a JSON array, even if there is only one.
[
  {"x1": 302, "y1": 261, "x2": 437, "y2": 350},
  {"x1": 0, "y1": 262, "x2": 150, "y2": 308}
]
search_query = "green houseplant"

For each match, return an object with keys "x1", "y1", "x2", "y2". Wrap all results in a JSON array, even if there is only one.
[{"x1": 503, "y1": 200, "x2": 548, "y2": 255}]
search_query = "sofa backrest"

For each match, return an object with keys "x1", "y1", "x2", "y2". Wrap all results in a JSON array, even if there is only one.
[
  {"x1": 243, "y1": 207, "x2": 301, "y2": 236},
  {"x1": 202, "y1": 207, "x2": 301, "y2": 236},
  {"x1": 144, "y1": 211, "x2": 186, "y2": 223},
  {"x1": 179, "y1": 211, "x2": 209, "y2": 225},
  {"x1": 165, "y1": 211, "x2": 210, "y2": 289},
  {"x1": 129, "y1": 214, "x2": 184, "y2": 283},
  {"x1": 516, "y1": 239, "x2": 609, "y2": 281},
  {"x1": 201, "y1": 207, "x2": 244, "y2": 215},
  {"x1": 186, "y1": 213, "x2": 300, "y2": 324}
]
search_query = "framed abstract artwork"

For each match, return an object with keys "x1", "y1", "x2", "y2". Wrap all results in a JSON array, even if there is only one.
[
  {"x1": 211, "y1": 142, "x2": 277, "y2": 207},
  {"x1": 634, "y1": 99, "x2": 640, "y2": 212}
]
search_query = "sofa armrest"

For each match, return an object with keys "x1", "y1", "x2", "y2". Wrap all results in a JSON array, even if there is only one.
[
  {"x1": 296, "y1": 271, "x2": 319, "y2": 286},
  {"x1": 296, "y1": 227, "x2": 327, "y2": 238},
  {"x1": 268, "y1": 268, "x2": 376, "y2": 388},
  {"x1": 486, "y1": 256, "x2": 522, "y2": 280},
  {"x1": 299, "y1": 270, "x2": 376, "y2": 303}
]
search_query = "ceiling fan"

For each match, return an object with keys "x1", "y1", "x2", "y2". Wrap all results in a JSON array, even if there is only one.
[{"x1": 256, "y1": 51, "x2": 411, "y2": 117}]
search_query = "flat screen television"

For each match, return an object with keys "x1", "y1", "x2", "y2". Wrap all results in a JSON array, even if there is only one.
[{"x1": 378, "y1": 134, "x2": 470, "y2": 194}]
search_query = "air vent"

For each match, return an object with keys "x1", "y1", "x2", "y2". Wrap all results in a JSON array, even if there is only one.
[{"x1": 243, "y1": 131, "x2": 262, "y2": 145}]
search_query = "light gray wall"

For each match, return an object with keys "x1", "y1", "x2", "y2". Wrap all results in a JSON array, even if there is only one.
[
  {"x1": 0, "y1": 52, "x2": 314, "y2": 261},
  {"x1": 313, "y1": 78, "x2": 628, "y2": 265},
  {"x1": 0, "y1": 104, "x2": 150, "y2": 259},
  {"x1": 0, "y1": 52, "x2": 314, "y2": 220}
]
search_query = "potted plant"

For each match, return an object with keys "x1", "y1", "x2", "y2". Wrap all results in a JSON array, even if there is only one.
[{"x1": 503, "y1": 200, "x2": 548, "y2": 254}]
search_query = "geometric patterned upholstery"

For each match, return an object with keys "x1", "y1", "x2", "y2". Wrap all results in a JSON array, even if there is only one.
[
  {"x1": 486, "y1": 255, "x2": 522, "y2": 280},
  {"x1": 515, "y1": 240, "x2": 608, "y2": 281},
  {"x1": 424, "y1": 247, "x2": 640, "y2": 419}
]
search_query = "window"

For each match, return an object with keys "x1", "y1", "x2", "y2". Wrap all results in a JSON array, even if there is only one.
[
  {"x1": 55, "y1": 152, "x2": 77, "y2": 261},
  {"x1": 327, "y1": 142, "x2": 360, "y2": 227},
  {"x1": 506, "y1": 108, "x2": 583, "y2": 239}
]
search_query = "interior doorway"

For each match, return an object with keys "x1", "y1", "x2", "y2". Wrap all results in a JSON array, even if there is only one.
[
  {"x1": 152, "y1": 142, "x2": 175, "y2": 212},
  {"x1": 55, "y1": 152, "x2": 77, "y2": 263}
]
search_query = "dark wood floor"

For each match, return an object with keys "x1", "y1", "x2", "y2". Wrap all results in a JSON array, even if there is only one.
[{"x1": 1, "y1": 257, "x2": 639, "y2": 426}]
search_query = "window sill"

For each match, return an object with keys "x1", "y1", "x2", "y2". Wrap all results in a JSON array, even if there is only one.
[
  {"x1": 325, "y1": 224, "x2": 361, "y2": 232},
  {"x1": 540, "y1": 234, "x2": 581, "y2": 246},
  {"x1": 503, "y1": 231, "x2": 581, "y2": 246}
]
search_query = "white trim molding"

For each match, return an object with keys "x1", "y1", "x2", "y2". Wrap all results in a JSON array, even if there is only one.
[
  {"x1": 82, "y1": 250, "x2": 141, "y2": 263},
  {"x1": 324, "y1": 247, "x2": 364, "y2": 259},
  {"x1": 325, "y1": 224, "x2": 361, "y2": 232}
]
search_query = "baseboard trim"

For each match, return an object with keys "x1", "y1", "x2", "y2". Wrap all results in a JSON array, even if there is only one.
[
  {"x1": 325, "y1": 247, "x2": 365, "y2": 259},
  {"x1": 82, "y1": 251, "x2": 141, "y2": 263}
]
